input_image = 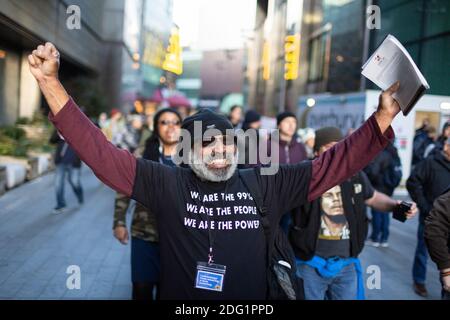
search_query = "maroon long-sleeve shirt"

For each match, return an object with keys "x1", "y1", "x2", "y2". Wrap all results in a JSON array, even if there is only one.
[
  {"x1": 49, "y1": 98, "x2": 393, "y2": 202},
  {"x1": 49, "y1": 97, "x2": 394, "y2": 299}
]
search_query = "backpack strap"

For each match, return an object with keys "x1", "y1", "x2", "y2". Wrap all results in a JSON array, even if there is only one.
[{"x1": 238, "y1": 169, "x2": 273, "y2": 259}]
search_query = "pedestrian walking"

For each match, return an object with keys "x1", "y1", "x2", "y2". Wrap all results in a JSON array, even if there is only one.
[
  {"x1": 407, "y1": 137, "x2": 450, "y2": 297},
  {"x1": 49, "y1": 130, "x2": 84, "y2": 213},
  {"x1": 364, "y1": 142, "x2": 402, "y2": 247}
]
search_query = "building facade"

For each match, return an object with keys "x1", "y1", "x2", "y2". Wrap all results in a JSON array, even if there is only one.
[
  {"x1": 122, "y1": 0, "x2": 174, "y2": 114},
  {"x1": 0, "y1": 0, "x2": 129, "y2": 124},
  {"x1": 246, "y1": 0, "x2": 450, "y2": 117},
  {"x1": 0, "y1": 0, "x2": 174, "y2": 125}
]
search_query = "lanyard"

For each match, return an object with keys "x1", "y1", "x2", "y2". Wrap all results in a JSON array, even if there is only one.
[{"x1": 195, "y1": 179, "x2": 229, "y2": 265}]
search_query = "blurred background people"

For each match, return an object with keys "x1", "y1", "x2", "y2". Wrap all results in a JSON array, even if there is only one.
[
  {"x1": 364, "y1": 141, "x2": 402, "y2": 247},
  {"x1": 407, "y1": 137, "x2": 450, "y2": 297},
  {"x1": 49, "y1": 130, "x2": 84, "y2": 213},
  {"x1": 424, "y1": 122, "x2": 450, "y2": 158},
  {"x1": 273, "y1": 111, "x2": 307, "y2": 233},
  {"x1": 275, "y1": 111, "x2": 307, "y2": 165},
  {"x1": 412, "y1": 119, "x2": 436, "y2": 166},
  {"x1": 228, "y1": 105, "x2": 243, "y2": 129},
  {"x1": 297, "y1": 128, "x2": 316, "y2": 160},
  {"x1": 424, "y1": 186, "x2": 450, "y2": 300},
  {"x1": 242, "y1": 109, "x2": 261, "y2": 131}
]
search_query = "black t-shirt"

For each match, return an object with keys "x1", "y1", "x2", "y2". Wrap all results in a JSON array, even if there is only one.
[
  {"x1": 315, "y1": 172, "x2": 374, "y2": 259},
  {"x1": 132, "y1": 159, "x2": 312, "y2": 299}
]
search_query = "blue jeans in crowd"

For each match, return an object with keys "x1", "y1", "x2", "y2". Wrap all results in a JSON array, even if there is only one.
[
  {"x1": 296, "y1": 263, "x2": 358, "y2": 300},
  {"x1": 370, "y1": 209, "x2": 390, "y2": 243},
  {"x1": 55, "y1": 164, "x2": 83, "y2": 208},
  {"x1": 412, "y1": 217, "x2": 429, "y2": 284}
]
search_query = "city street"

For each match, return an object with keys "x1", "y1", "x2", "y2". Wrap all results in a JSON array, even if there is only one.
[
  {"x1": 0, "y1": 166, "x2": 131, "y2": 299},
  {"x1": 0, "y1": 167, "x2": 442, "y2": 300}
]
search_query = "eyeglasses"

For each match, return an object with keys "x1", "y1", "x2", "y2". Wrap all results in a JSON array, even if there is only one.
[
  {"x1": 159, "y1": 120, "x2": 181, "y2": 126},
  {"x1": 201, "y1": 135, "x2": 236, "y2": 148}
]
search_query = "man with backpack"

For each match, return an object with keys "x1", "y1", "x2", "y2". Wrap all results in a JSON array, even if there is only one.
[
  {"x1": 30, "y1": 42, "x2": 406, "y2": 299},
  {"x1": 364, "y1": 142, "x2": 402, "y2": 247},
  {"x1": 288, "y1": 127, "x2": 416, "y2": 300}
]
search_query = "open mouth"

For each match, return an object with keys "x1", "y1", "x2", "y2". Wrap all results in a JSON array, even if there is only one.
[{"x1": 207, "y1": 159, "x2": 229, "y2": 169}]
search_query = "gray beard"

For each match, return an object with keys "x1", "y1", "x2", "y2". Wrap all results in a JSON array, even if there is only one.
[{"x1": 190, "y1": 150, "x2": 238, "y2": 182}]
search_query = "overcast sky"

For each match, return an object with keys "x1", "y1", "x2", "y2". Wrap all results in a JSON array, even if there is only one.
[{"x1": 173, "y1": 0, "x2": 256, "y2": 51}]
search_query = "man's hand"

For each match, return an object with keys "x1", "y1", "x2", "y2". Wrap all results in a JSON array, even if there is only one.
[
  {"x1": 374, "y1": 81, "x2": 401, "y2": 133},
  {"x1": 114, "y1": 226, "x2": 129, "y2": 245},
  {"x1": 28, "y1": 42, "x2": 60, "y2": 82},
  {"x1": 398, "y1": 200, "x2": 418, "y2": 219},
  {"x1": 441, "y1": 269, "x2": 450, "y2": 292},
  {"x1": 28, "y1": 42, "x2": 68, "y2": 114}
]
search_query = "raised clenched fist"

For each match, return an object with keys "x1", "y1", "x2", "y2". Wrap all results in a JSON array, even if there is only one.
[{"x1": 28, "y1": 42, "x2": 60, "y2": 82}]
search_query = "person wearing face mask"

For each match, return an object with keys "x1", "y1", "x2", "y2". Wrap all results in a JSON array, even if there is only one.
[
  {"x1": 30, "y1": 42, "x2": 413, "y2": 299},
  {"x1": 113, "y1": 108, "x2": 181, "y2": 300},
  {"x1": 289, "y1": 127, "x2": 417, "y2": 300}
]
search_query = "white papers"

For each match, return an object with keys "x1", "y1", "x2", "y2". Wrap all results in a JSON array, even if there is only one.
[{"x1": 362, "y1": 34, "x2": 430, "y2": 116}]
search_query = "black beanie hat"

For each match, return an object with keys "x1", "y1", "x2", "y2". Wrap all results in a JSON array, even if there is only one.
[
  {"x1": 244, "y1": 110, "x2": 261, "y2": 124},
  {"x1": 314, "y1": 127, "x2": 343, "y2": 152},
  {"x1": 181, "y1": 109, "x2": 234, "y2": 145},
  {"x1": 276, "y1": 111, "x2": 297, "y2": 126}
]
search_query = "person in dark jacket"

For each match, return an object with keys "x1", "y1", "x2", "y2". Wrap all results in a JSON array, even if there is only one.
[
  {"x1": 239, "y1": 109, "x2": 264, "y2": 168},
  {"x1": 290, "y1": 127, "x2": 416, "y2": 300},
  {"x1": 364, "y1": 142, "x2": 402, "y2": 247},
  {"x1": 113, "y1": 108, "x2": 181, "y2": 300},
  {"x1": 275, "y1": 111, "x2": 307, "y2": 164},
  {"x1": 425, "y1": 122, "x2": 450, "y2": 158},
  {"x1": 272, "y1": 111, "x2": 307, "y2": 233},
  {"x1": 49, "y1": 130, "x2": 83, "y2": 213},
  {"x1": 227, "y1": 105, "x2": 243, "y2": 129},
  {"x1": 412, "y1": 125, "x2": 437, "y2": 167},
  {"x1": 241, "y1": 109, "x2": 261, "y2": 131},
  {"x1": 412, "y1": 119, "x2": 430, "y2": 166},
  {"x1": 407, "y1": 137, "x2": 450, "y2": 297},
  {"x1": 424, "y1": 186, "x2": 450, "y2": 300}
]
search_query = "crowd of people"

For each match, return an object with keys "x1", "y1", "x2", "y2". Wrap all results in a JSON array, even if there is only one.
[{"x1": 34, "y1": 41, "x2": 449, "y2": 301}]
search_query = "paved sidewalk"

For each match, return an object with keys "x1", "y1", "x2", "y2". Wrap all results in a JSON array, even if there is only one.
[
  {"x1": 0, "y1": 167, "x2": 442, "y2": 299},
  {"x1": 0, "y1": 166, "x2": 132, "y2": 299}
]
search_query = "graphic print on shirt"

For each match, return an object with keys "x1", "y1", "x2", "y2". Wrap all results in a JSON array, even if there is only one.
[
  {"x1": 184, "y1": 189, "x2": 261, "y2": 231},
  {"x1": 318, "y1": 185, "x2": 350, "y2": 240}
]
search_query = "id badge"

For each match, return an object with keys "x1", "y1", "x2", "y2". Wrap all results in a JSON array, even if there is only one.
[{"x1": 195, "y1": 262, "x2": 226, "y2": 292}]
